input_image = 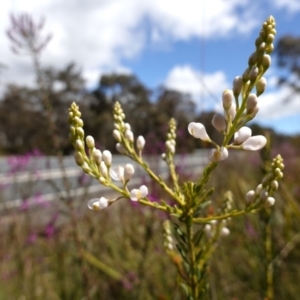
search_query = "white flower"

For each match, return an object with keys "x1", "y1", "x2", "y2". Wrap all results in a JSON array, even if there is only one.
[
  {"x1": 241, "y1": 136, "x2": 267, "y2": 151},
  {"x1": 130, "y1": 185, "x2": 148, "y2": 201},
  {"x1": 87, "y1": 197, "x2": 108, "y2": 210},
  {"x1": 188, "y1": 122, "x2": 211, "y2": 141},
  {"x1": 209, "y1": 147, "x2": 228, "y2": 162},
  {"x1": 234, "y1": 127, "x2": 252, "y2": 144},
  {"x1": 110, "y1": 166, "x2": 124, "y2": 181}
]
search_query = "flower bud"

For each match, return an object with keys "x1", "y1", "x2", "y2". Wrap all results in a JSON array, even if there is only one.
[
  {"x1": 245, "y1": 190, "x2": 256, "y2": 205},
  {"x1": 76, "y1": 139, "x2": 84, "y2": 151},
  {"x1": 271, "y1": 180, "x2": 278, "y2": 190},
  {"x1": 76, "y1": 127, "x2": 84, "y2": 139},
  {"x1": 264, "y1": 197, "x2": 275, "y2": 208},
  {"x1": 246, "y1": 94, "x2": 258, "y2": 114},
  {"x1": 124, "y1": 164, "x2": 135, "y2": 182},
  {"x1": 224, "y1": 101, "x2": 236, "y2": 121},
  {"x1": 116, "y1": 143, "x2": 127, "y2": 154},
  {"x1": 74, "y1": 151, "x2": 84, "y2": 166},
  {"x1": 92, "y1": 149, "x2": 102, "y2": 165},
  {"x1": 249, "y1": 66, "x2": 259, "y2": 81},
  {"x1": 262, "y1": 54, "x2": 271, "y2": 70},
  {"x1": 256, "y1": 77, "x2": 267, "y2": 96},
  {"x1": 86, "y1": 136, "x2": 95, "y2": 148},
  {"x1": 103, "y1": 150, "x2": 112, "y2": 166},
  {"x1": 125, "y1": 130, "x2": 134, "y2": 142},
  {"x1": 209, "y1": 147, "x2": 228, "y2": 162},
  {"x1": 222, "y1": 90, "x2": 234, "y2": 109},
  {"x1": 100, "y1": 161, "x2": 108, "y2": 177},
  {"x1": 124, "y1": 123, "x2": 131, "y2": 130},
  {"x1": 234, "y1": 127, "x2": 252, "y2": 144},
  {"x1": 136, "y1": 136, "x2": 145, "y2": 151},
  {"x1": 241, "y1": 135, "x2": 267, "y2": 151},
  {"x1": 220, "y1": 227, "x2": 230, "y2": 236},
  {"x1": 113, "y1": 129, "x2": 121, "y2": 142},
  {"x1": 212, "y1": 113, "x2": 226, "y2": 133},
  {"x1": 248, "y1": 52, "x2": 258, "y2": 66},
  {"x1": 188, "y1": 122, "x2": 211, "y2": 141},
  {"x1": 233, "y1": 76, "x2": 243, "y2": 96}
]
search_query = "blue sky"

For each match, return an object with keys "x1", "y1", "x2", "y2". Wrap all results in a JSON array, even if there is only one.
[{"x1": 1, "y1": 0, "x2": 300, "y2": 135}]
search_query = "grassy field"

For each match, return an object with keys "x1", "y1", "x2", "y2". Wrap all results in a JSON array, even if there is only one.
[{"x1": 0, "y1": 145, "x2": 299, "y2": 299}]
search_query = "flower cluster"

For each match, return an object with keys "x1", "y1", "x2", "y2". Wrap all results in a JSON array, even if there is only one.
[
  {"x1": 245, "y1": 154, "x2": 284, "y2": 208},
  {"x1": 188, "y1": 16, "x2": 276, "y2": 162},
  {"x1": 68, "y1": 102, "x2": 149, "y2": 210}
]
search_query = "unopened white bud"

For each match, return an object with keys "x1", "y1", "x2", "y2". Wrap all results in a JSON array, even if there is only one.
[
  {"x1": 222, "y1": 90, "x2": 234, "y2": 109},
  {"x1": 256, "y1": 77, "x2": 267, "y2": 96},
  {"x1": 124, "y1": 123, "x2": 131, "y2": 130},
  {"x1": 116, "y1": 143, "x2": 127, "y2": 154},
  {"x1": 136, "y1": 136, "x2": 145, "y2": 151},
  {"x1": 262, "y1": 54, "x2": 271, "y2": 69},
  {"x1": 74, "y1": 151, "x2": 84, "y2": 166},
  {"x1": 220, "y1": 227, "x2": 230, "y2": 236},
  {"x1": 246, "y1": 94, "x2": 258, "y2": 114},
  {"x1": 103, "y1": 150, "x2": 112, "y2": 166},
  {"x1": 264, "y1": 197, "x2": 275, "y2": 208},
  {"x1": 100, "y1": 161, "x2": 108, "y2": 177},
  {"x1": 234, "y1": 127, "x2": 252, "y2": 144},
  {"x1": 124, "y1": 164, "x2": 135, "y2": 182},
  {"x1": 271, "y1": 180, "x2": 278, "y2": 190},
  {"x1": 246, "y1": 190, "x2": 256, "y2": 205},
  {"x1": 188, "y1": 122, "x2": 211, "y2": 141},
  {"x1": 86, "y1": 136, "x2": 95, "y2": 148},
  {"x1": 76, "y1": 139, "x2": 84, "y2": 151},
  {"x1": 260, "y1": 189, "x2": 269, "y2": 200},
  {"x1": 92, "y1": 149, "x2": 102, "y2": 165},
  {"x1": 113, "y1": 129, "x2": 121, "y2": 142},
  {"x1": 125, "y1": 130, "x2": 134, "y2": 142},
  {"x1": 233, "y1": 76, "x2": 243, "y2": 96},
  {"x1": 241, "y1": 136, "x2": 267, "y2": 151},
  {"x1": 212, "y1": 113, "x2": 226, "y2": 133},
  {"x1": 250, "y1": 66, "x2": 259, "y2": 81},
  {"x1": 256, "y1": 184, "x2": 263, "y2": 196},
  {"x1": 224, "y1": 101, "x2": 236, "y2": 121}
]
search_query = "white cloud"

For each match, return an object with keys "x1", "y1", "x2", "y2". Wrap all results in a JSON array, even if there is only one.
[
  {"x1": 270, "y1": 0, "x2": 300, "y2": 12},
  {"x1": 164, "y1": 65, "x2": 300, "y2": 124},
  {"x1": 257, "y1": 86, "x2": 300, "y2": 120},
  {"x1": 0, "y1": 0, "x2": 258, "y2": 90},
  {"x1": 164, "y1": 65, "x2": 229, "y2": 110}
]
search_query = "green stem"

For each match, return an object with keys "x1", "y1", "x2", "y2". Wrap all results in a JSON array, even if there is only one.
[{"x1": 186, "y1": 222, "x2": 198, "y2": 299}]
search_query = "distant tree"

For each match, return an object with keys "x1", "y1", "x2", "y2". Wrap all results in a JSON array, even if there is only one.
[
  {"x1": 276, "y1": 35, "x2": 300, "y2": 98},
  {"x1": 88, "y1": 74, "x2": 152, "y2": 151},
  {"x1": 0, "y1": 63, "x2": 88, "y2": 154}
]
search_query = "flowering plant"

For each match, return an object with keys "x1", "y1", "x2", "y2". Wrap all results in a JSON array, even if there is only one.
[{"x1": 68, "y1": 16, "x2": 283, "y2": 299}]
